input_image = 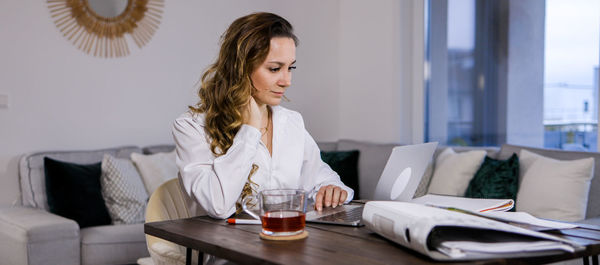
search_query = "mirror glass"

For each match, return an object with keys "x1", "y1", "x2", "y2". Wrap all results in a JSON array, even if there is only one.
[{"x1": 87, "y1": 0, "x2": 129, "y2": 18}]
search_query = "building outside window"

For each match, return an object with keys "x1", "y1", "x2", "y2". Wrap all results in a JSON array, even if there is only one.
[{"x1": 425, "y1": 0, "x2": 600, "y2": 151}]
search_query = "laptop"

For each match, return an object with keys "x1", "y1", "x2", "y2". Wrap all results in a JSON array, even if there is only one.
[{"x1": 305, "y1": 142, "x2": 438, "y2": 226}]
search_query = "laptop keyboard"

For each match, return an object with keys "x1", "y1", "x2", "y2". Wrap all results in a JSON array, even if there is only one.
[{"x1": 314, "y1": 206, "x2": 364, "y2": 222}]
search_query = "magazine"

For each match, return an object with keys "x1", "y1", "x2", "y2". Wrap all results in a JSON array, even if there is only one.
[
  {"x1": 411, "y1": 194, "x2": 514, "y2": 212},
  {"x1": 362, "y1": 201, "x2": 583, "y2": 261}
]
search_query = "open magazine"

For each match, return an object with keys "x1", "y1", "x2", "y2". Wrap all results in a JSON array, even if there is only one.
[
  {"x1": 411, "y1": 194, "x2": 514, "y2": 212},
  {"x1": 362, "y1": 201, "x2": 583, "y2": 261},
  {"x1": 410, "y1": 194, "x2": 577, "y2": 231}
]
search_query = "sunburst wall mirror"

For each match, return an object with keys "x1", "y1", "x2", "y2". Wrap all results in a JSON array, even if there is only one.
[{"x1": 48, "y1": 0, "x2": 164, "y2": 58}]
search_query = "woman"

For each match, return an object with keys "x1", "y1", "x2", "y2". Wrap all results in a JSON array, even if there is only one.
[{"x1": 173, "y1": 12, "x2": 353, "y2": 219}]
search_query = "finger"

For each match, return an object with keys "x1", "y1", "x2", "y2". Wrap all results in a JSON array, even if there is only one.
[
  {"x1": 315, "y1": 186, "x2": 326, "y2": 211},
  {"x1": 340, "y1": 190, "x2": 348, "y2": 204},
  {"x1": 324, "y1": 185, "x2": 334, "y2": 207},
  {"x1": 331, "y1": 187, "x2": 341, "y2": 208}
]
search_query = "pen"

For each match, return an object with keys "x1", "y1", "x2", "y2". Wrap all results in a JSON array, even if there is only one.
[{"x1": 226, "y1": 218, "x2": 261, "y2": 225}]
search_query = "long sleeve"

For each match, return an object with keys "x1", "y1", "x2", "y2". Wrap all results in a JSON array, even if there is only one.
[
  {"x1": 299, "y1": 125, "x2": 354, "y2": 203},
  {"x1": 172, "y1": 114, "x2": 262, "y2": 219}
]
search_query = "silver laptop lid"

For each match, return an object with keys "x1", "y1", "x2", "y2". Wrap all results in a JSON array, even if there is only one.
[{"x1": 372, "y1": 142, "x2": 438, "y2": 201}]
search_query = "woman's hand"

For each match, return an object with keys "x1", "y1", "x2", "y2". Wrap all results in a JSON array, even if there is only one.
[
  {"x1": 244, "y1": 97, "x2": 262, "y2": 129},
  {"x1": 314, "y1": 185, "x2": 348, "y2": 211}
]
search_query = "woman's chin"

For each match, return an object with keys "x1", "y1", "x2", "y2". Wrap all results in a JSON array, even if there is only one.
[{"x1": 267, "y1": 99, "x2": 282, "y2": 106}]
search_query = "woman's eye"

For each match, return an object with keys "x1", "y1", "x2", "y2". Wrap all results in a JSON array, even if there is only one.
[
  {"x1": 288, "y1": 66, "x2": 296, "y2": 71},
  {"x1": 269, "y1": 67, "x2": 280, "y2": 72}
]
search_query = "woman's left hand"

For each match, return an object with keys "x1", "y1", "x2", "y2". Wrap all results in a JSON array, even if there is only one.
[{"x1": 314, "y1": 185, "x2": 348, "y2": 211}]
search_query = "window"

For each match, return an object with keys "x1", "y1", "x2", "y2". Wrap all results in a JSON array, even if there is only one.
[
  {"x1": 544, "y1": 0, "x2": 600, "y2": 151},
  {"x1": 425, "y1": 0, "x2": 600, "y2": 151}
]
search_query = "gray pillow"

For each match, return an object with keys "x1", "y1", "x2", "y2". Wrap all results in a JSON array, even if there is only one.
[{"x1": 101, "y1": 154, "x2": 148, "y2": 224}]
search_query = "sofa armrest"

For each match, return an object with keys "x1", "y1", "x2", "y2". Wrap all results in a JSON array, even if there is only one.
[{"x1": 0, "y1": 207, "x2": 80, "y2": 265}]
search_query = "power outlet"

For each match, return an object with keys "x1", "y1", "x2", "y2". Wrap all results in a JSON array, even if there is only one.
[{"x1": 0, "y1": 94, "x2": 8, "y2": 108}]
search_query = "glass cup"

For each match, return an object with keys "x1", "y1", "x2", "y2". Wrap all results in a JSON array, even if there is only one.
[{"x1": 242, "y1": 189, "x2": 307, "y2": 236}]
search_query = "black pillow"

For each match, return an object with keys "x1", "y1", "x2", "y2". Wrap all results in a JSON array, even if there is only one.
[
  {"x1": 464, "y1": 154, "x2": 519, "y2": 209},
  {"x1": 320, "y1": 150, "x2": 360, "y2": 199},
  {"x1": 44, "y1": 157, "x2": 112, "y2": 228}
]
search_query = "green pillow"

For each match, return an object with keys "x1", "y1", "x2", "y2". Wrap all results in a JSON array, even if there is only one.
[
  {"x1": 465, "y1": 154, "x2": 519, "y2": 207},
  {"x1": 320, "y1": 150, "x2": 360, "y2": 199}
]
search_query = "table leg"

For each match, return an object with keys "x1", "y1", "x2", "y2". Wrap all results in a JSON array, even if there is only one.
[
  {"x1": 584, "y1": 256, "x2": 590, "y2": 265},
  {"x1": 592, "y1": 255, "x2": 598, "y2": 265},
  {"x1": 198, "y1": 250, "x2": 203, "y2": 265},
  {"x1": 186, "y1": 247, "x2": 191, "y2": 265}
]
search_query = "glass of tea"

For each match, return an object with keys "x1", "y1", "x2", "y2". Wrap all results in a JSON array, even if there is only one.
[{"x1": 242, "y1": 189, "x2": 307, "y2": 236}]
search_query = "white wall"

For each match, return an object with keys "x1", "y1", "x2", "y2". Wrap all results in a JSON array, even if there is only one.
[
  {"x1": 0, "y1": 0, "x2": 421, "y2": 206},
  {"x1": 339, "y1": 0, "x2": 423, "y2": 144}
]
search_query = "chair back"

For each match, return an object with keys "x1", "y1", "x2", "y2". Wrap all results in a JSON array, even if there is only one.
[{"x1": 145, "y1": 178, "x2": 198, "y2": 265}]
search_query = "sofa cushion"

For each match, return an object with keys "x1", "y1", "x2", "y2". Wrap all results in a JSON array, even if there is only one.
[
  {"x1": 428, "y1": 148, "x2": 487, "y2": 196},
  {"x1": 499, "y1": 144, "x2": 600, "y2": 219},
  {"x1": 317, "y1": 142, "x2": 338, "y2": 152},
  {"x1": 0, "y1": 207, "x2": 80, "y2": 265},
  {"x1": 19, "y1": 146, "x2": 142, "y2": 210},
  {"x1": 320, "y1": 150, "x2": 360, "y2": 199},
  {"x1": 80, "y1": 223, "x2": 149, "y2": 265},
  {"x1": 131, "y1": 151, "x2": 178, "y2": 195},
  {"x1": 465, "y1": 154, "x2": 519, "y2": 203},
  {"x1": 579, "y1": 216, "x2": 600, "y2": 227},
  {"x1": 101, "y1": 155, "x2": 148, "y2": 224},
  {"x1": 142, "y1": 145, "x2": 175, "y2": 155},
  {"x1": 516, "y1": 149, "x2": 594, "y2": 222},
  {"x1": 337, "y1": 140, "x2": 399, "y2": 200},
  {"x1": 0, "y1": 207, "x2": 79, "y2": 243},
  {"x1": 44, "y1": 157, "x2": 112, "y2": 228}
]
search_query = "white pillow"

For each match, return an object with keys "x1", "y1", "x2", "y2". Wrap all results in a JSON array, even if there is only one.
[
  {"x1": 131, "y1": 151, "x2": 178, "y2": 195},
  {"x1": 101, "y1": 154, "x2": 148, "y2": 224},
  {"x1": 516, "y1": 149, "x2": 594, "y2": 222},
  {"x1": 427, "y1": 148, "x2": 486, "y2": 196}
]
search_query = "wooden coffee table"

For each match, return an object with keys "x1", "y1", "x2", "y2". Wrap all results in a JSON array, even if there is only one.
[{"x1": 145, "y1": 216, "x2": 600, "y2": 265}]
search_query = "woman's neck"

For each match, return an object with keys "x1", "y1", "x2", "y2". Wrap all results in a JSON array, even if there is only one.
[{"x1": 257, "y1": 104, "x2": 270, "y2": 122}]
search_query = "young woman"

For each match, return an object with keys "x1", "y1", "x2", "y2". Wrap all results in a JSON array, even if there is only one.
[{"x1": 173, "y1": 12, "x2": 353, "y2": 219}]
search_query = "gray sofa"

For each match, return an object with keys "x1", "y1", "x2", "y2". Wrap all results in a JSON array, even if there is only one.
[
  {"x1": 318, "y1": 140, "x2": 600, "y2": 225},
  {"x1": 0, "y1": 146, "x2": 151, "y2": 265},
  {"x1": 1, "y1": 141, "x2": 598, "y2": 265}
]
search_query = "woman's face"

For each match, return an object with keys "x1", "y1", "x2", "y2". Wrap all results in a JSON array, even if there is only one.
[{"x1": 250, "y1": 37, "x2": 296, "y2": 106}]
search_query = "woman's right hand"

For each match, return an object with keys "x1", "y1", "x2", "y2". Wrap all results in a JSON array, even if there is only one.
[{"x1": 244, "y1": 97, "x2": 262, "y2": 129}]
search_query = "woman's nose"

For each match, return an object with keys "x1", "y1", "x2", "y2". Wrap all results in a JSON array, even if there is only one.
[{"x1": 278, "y1": 71, "x2": 291, "y2": 87}]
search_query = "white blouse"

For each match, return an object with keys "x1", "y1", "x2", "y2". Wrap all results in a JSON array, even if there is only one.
[{"x1": 172, "y1": 105, "x2": 354, "y2": 219}]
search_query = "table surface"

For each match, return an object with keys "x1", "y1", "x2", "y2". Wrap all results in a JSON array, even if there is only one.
[{"x1": 145, "y1": 214, "x2": 600, "y2": 265}]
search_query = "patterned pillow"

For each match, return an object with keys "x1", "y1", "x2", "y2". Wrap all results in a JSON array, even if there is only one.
[{"x1": 101, "y1": 154, "x2": 148, "y2": 224}]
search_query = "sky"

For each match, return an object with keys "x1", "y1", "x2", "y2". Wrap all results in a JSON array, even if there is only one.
[{"x1": 545, "y1": 0, "x2": 599, "y2": 86}]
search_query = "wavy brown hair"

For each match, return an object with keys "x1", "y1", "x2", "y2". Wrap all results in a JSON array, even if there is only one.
[{"x1": 190, "y1": 12, "x2": 298, "y2": 156}]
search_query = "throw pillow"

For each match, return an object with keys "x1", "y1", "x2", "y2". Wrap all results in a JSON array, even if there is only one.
[
  {"x1": 516, "y1": 149, "x2": 594, "y2": 222},
  {"x1": 131, "y1": 151, "x2": 178, "y2": 195},
  {"x1": 427, "y1": 148, "x2": 486, "y2": 196},
  {"x1": 101, "y1": 154, "x2": 149, "y2": 224},
  {"x1": 413, "y1": 162, "x2": 434, "y2": 198},
  {"x1": 465, "y1": 154, "x2": 519, "y2": 204},
  {"x1": 320, "y1": 150, "x2": 360, "y2": 199},
  {"x1": 44, "y1": 157, "x2": 112, "y2": 228}
]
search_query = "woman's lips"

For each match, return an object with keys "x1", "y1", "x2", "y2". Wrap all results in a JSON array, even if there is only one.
[{"x1": 272, "y1": 91, "x2": 284, "y2": 96}]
